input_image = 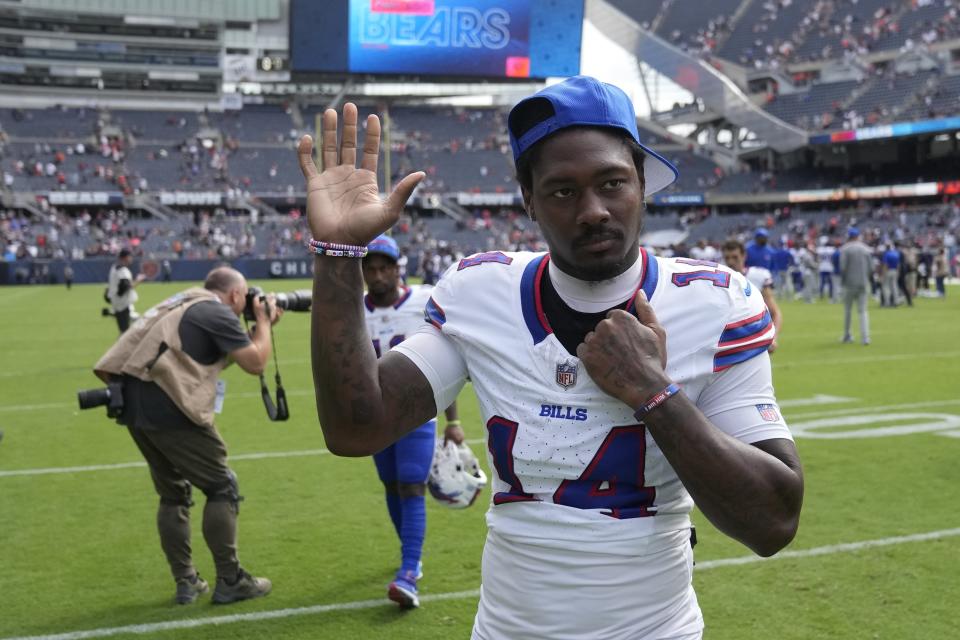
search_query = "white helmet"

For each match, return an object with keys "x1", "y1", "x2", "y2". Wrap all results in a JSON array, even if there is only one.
[{"x1": 427, "y1": 439, "x2": 487, "y2": 509}]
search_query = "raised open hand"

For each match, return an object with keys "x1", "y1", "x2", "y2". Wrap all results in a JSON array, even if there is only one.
[{"x1": 298, "y1": 103, "x2": 424, "y2": 246}]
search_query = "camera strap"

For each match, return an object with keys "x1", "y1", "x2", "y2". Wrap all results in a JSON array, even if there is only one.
[{"x1": 244, "y1": 315, "x2": 289, "y2": 422}]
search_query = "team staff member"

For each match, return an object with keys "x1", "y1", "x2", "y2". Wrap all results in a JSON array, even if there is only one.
[
  {"x1": 840, "y1": 228, "x2": 873, "y2": 345},
  {"x1": 299, "y1": 76, "x2": 803, "y2": 639},
  {"x1": 745, "y1": 228, "x2": 775, "y2": 271},
  {"x1": 93, "y1": 267, "x2": 278, "y2": 605},
  {"x1": 362, "y1": 234, "x2": 462, "y2": 609},
  {"x1": 722, "y1": 239, "x2": 783, "y2": 353},
  {"x1": 107, "y1": 248, "x2": 146, "y2": 333}
]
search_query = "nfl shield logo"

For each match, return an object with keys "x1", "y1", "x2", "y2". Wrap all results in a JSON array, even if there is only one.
[
  {"x1": 756, "y1": 404, "x2": 780, "y2": 422},
  {"x1": 556, "y1": 361, "x2": 578, "y2": 389}
]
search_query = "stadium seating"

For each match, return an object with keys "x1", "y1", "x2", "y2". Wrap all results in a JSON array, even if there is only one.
[
  {"x1": 873, "y1": 1, "x2": 956, "y2": 51},
  {"x1": 110, "y1": 110, "x2": 201, "y2": 141},
  {"x1": 718, "y1": 0, "x2": 813, "y2": 67},
  {"x1": 0, "y1": 107, "x2": 99, "y2": 138},
  {"x1": 604, "y1": 0, "x2": 662, "y2": 29},
  {"x1": 656, "y1": 0, "x2": 743, "y2": 54},
  {"x1": 210, "y1": 105, "x2": 296, "y2": 143},
  {"x1": 762, "y1": 80, "x2": 860, "y2": 129}
]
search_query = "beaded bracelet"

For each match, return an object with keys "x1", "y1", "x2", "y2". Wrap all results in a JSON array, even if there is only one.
[
  {"x1": 633, "y1": 383, "x2": 681, "y2": 421},
  {"x1": 309, "y1": 246, "x2": 368, "y2": 257},
  {"x1": 307, "y1": 239, "x2": 368, "y2": 258}
]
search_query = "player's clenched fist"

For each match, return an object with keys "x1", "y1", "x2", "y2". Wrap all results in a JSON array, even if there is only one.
[
  {"x1": 297, "y1": 102, "x2": 424, "y2": 246},
  {"x1": 576, "y1": 290, "x2": 670, "y2": 411}
]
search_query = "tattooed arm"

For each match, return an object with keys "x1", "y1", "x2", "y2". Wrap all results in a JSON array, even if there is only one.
[{"x1": 301, "y1": 104, "x2": 435, "y2": 456}]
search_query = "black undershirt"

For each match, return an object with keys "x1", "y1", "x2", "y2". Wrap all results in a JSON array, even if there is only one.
[{"x1": 539, "y1": 268, "x2": 631, "y2": 356}]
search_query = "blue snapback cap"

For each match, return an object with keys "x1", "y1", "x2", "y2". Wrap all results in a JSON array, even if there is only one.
[
  {"x1": 366, "y1": 234, "x2": 400, "y2": 261},
  {"x1": 848, "y1": 227, "x2": 860, "y2": 237},
  {"x1": 755, "y1": 228, "x2": 769, "y2": 238},
  {"x1": 508, "y1": 75, "x2": 679, "y2": 196}
]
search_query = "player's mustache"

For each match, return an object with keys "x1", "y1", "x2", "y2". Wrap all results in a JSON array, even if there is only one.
[{"x1": 574, "y1": 228, "x2": 623, "y2": 248}]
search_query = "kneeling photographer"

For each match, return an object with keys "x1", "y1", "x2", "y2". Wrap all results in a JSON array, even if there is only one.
[{"x1": 88, "y1": 266, "x2": 282, "y2": 606}]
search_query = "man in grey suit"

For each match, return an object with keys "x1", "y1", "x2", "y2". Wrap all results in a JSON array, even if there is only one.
[{"x1": 840, "y1": 228, "x2": 873, "y2": 345}]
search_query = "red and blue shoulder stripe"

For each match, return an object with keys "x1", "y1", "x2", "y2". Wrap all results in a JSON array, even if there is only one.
[
  {"x1": 714, "y1": 310, "x2": 775, "y2": 372},
  {"x1": 424, "y1": 296, "x2": 446, "y2": 329}
]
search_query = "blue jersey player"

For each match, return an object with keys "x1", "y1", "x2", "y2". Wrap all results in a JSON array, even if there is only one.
[{"x1": 361, "y1": 235, "x2": 462, "y2": 609}]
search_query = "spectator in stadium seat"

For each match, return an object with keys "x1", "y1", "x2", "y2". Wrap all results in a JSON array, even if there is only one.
[
  {"x1": 840, "y1": 228, "x2": 873, "y2": 345},
  {"x1": 92, "y1": 266, "x2": 279, "y2": 606},
  {"x1": 299, "y1": 76, "x2": 802, "y2": 639}
]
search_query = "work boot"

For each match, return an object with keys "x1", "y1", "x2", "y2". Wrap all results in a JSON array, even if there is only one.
[
  {"x1": 174, "y1": 573, "x2": 209, "y2": 605},
  {"x1": 212, "y1": 568, "x2": 272, "y2": 604}
]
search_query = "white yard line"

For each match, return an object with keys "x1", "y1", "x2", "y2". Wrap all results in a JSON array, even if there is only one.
[
  {"x1": 786, "y1": 398, "x2": 960, "y2": 421},
  {"x1": 0, "y1": 439, "x2": 487, "y2": 478},
  {"x1": 0, "y1": 390, "x2": 319, "y2": 412},
  {"x1": 4, "y1": 528, "x2": 959, "y2": 640}
]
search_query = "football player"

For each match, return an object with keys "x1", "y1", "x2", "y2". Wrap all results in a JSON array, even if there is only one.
[
  {"x1": 299, "y1": 76, "x2": 803, "y2": 639},
  {"x1": 721, "y1": 239, "x2": 783, "y2": 353},
  {"x1": 361, "y1": 234, "x2": 462, "y2": 609}
]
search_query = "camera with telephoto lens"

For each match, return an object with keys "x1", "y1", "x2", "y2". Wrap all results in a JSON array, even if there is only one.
[
  {"x1": 243, "y1": 286, "x2": 312, "y2": 322},
  {"x1": 77, "y1": 381, "x2": 124, "y2": 418}
]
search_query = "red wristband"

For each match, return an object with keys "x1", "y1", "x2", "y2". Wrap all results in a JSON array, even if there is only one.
[{"x1": 633, "y1": 383, "x2": 681, "y2": 421}]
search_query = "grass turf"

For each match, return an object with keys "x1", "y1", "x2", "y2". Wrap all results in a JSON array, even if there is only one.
[{"x1": 0, "y1": 279, "x2": 957, "y2": 639}]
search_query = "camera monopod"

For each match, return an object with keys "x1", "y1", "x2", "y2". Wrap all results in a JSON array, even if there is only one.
[{"x1": 244, "y1": 313, "x2": 289, "y2": 422}]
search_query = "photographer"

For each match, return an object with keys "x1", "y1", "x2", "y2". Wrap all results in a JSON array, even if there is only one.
[
  {"x1": 106, "y1": 248, "x2": 146, "y2": 333},
  {"x1": 92, "y1": 266, "x2": 281, "y2": 605}
]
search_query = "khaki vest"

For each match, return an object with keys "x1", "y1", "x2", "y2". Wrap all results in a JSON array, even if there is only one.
[{"x1": 94, "y1": 287, "x2": 229, "y2": 428}]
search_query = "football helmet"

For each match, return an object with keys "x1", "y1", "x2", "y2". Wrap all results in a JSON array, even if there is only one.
[{"x1": 427, "y1": 439, "x2": 487, "y2": 509}]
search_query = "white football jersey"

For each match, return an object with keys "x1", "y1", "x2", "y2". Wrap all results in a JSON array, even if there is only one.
[
  {"x1": 745, "y1": 265, "x2": 774, "y2": 291},
  {"x1": 817, "y1": 245, "x2": 835, "y2": 273},
  {"x1": 107, "y1": 264, "x2": 138, "y2": 312},
  {"x1": 395, "y1": 249, "x2": 790, "y2": 639},
  {"x1": 363, "y1": 284, "x2": 434, "y2": 357}
]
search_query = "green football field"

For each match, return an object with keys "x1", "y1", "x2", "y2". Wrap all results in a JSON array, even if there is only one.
[{"x1": 1, "y1": 279, "x2": 958, "y2": 640}]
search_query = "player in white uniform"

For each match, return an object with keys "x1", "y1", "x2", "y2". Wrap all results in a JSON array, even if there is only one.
[
  {"x1": 361, "y1": 234, "x2": 462, "y2": 609},
  {"x1": 106, "y1": 248, "x2": 145, "y2": 333},
  {"x1": 299, "y1": 76, "x2": 803, "y2": 639},
  {"x1": 722, "y1": 238, "x2": 783, "y2": 353},
  {"x1": 816, "y1": 237, "x2": 837, "y2": 301}
]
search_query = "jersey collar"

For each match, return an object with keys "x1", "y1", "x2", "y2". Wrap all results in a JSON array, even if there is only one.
[
  {"x1": 364, "y1": 285, "x2": 412, "y2": 311},
  {"x1": 521, "y1": 250, "x2": 659, "y2": 345}
]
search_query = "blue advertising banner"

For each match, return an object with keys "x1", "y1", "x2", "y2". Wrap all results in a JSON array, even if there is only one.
[
  {"x1": 0, "y1": 258, "x2": 317, "y2": 285},
  {"x1": 809, "y1": 116, "x2": 960, "y2": 145},
  {"x1": 652, "y1": 193, "x2": 705, "y2": 206},
  {"x1": 292, "y1": 0, "x2": 582, "y2": 79}
]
